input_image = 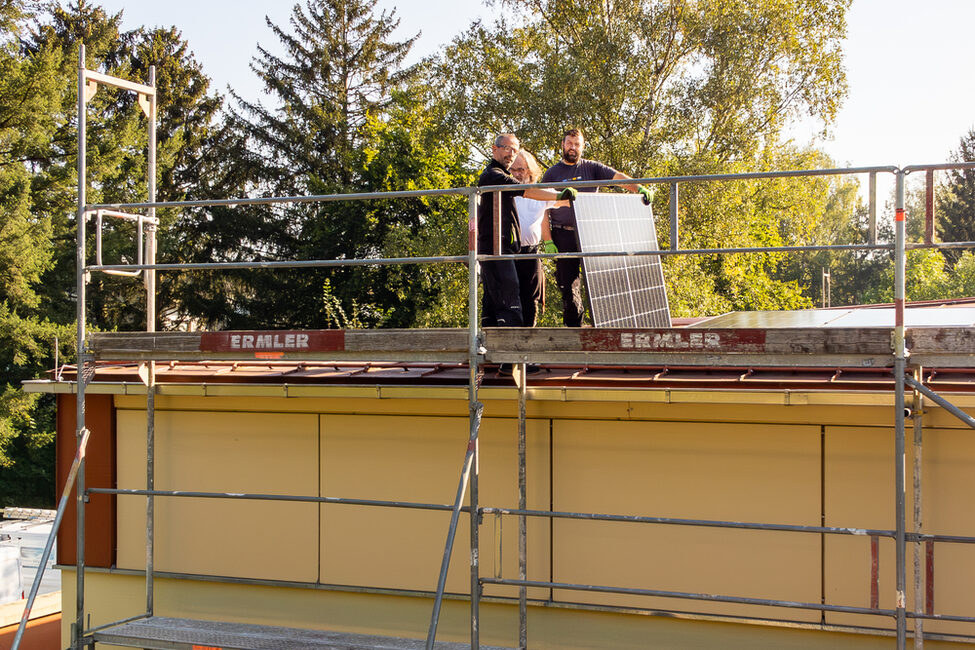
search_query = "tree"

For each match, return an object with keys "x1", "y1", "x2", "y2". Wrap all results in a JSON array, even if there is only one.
[
  {"x1": 0, "y1": 0, "x2": 74, "y2": 505},
  {"x1": 0, "y1": 1, "x2": 225, "y2": 505},
  {"x1": 431, "y1": 0, "x2": 852, "y2": 316},
  {"x1": 208, "y1": 0, "x2": 474, "y2": 329},
  {"x1": 234, "y1": 0, "x2": 418, "y2": 195},
  {"x1": 950, "y1": 251, "x2": 975, "y2": 298},
  {"x1": 937, "y1": 128, "x2": 975, "y2": 265},
  {"x1": 434, "y1": 0, "x2": 849, "y2": 171}
]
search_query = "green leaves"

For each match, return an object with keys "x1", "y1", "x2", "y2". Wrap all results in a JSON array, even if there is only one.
[
  {"x1": 437, "y1": 0, "x2": 848, "y2": 171},
  {"x1": 211, "y1": 0, "x2": 473, "y2": 329},
  {"x1": 0, "y1": 0, "x2": 223, "y2": 503}
]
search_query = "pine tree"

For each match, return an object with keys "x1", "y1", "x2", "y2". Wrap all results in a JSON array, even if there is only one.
[
  {"x1": 0, "y1": 1, "x2": 225, "y2": 504},
  {"x1": 218, "y1": 0, "x2": 448, "y2": 328},
  {"x1": 0, "y1": 0, "x2": 72, "y2": 505},
  {"x1": 235, "y1": 0, "x2": 418, "y2": 194},
  {"x1": 937, "y1": 129, "x2": 975, "y2": 265}
]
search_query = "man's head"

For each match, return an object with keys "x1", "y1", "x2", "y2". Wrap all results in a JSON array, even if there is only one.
[
  {"x1": 510, "y1": 150, "x2": 542, "y2": 184},
  {"x1": 561, "y1": 128, "x2": 585, "y2": 165},
  {"x1": 492, "y1": 133, "x2": 521, "y2": 168}
]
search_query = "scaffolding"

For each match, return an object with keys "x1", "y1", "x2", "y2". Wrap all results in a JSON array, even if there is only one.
[{"x1": 13, "y1": 48, "x2": 975, "y2": 650}]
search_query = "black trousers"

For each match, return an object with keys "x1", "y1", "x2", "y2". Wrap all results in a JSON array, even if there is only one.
[
  {"x1": 515, "y1": 245, "x2": 544, "y2": 327},
  {"x1": 551, "y1": 226, "x2": 584, "y2": 327},
  {"x1": 480, "y1": 259, "x2": 524, "y2": 327}
]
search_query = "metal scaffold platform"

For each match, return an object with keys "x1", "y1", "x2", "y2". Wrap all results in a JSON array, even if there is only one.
[{"x1": 93, "y1": 617, "x2": 512, "y2": 650}]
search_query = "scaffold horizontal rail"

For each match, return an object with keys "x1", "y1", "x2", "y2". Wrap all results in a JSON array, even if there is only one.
[{"x1": 92, "y1": 616, "x2": 514, "y2": 650}]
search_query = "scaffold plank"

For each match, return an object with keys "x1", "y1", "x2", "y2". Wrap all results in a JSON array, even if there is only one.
[
  {"x1": 93, "y1": 616, "x2": 512, "y2": 649},
  {"x1": 908, "y1": 327, "x2": 975, "y2": 351},
  {"x1": 88, "y1": 329, "x2": 470, "y2": 362},
  {"x1": 86, "y1": 326, "x2": 975, "y2": 368},
  {"x1": 481, "y1": 327, "x2": 897, "y2": 367},
  {"x1": 904, "y1": 328, "x2": 975, "y2": 368}
]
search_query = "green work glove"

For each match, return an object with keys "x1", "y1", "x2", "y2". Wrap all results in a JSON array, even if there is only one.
[
  {"x1": 558, "y1": 187, "x2": 578, "y2": 201},
  {"x1": 542, "y1": 240, "x2": 558, "y2": 254},
  {"x1": 636, "y1": 184, "x2": 654, "y2": 205}
]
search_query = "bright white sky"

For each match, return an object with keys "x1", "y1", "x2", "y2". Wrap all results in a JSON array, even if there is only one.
[{"x1": 88, "y1": 0, "x2": 975, "y2": 169}]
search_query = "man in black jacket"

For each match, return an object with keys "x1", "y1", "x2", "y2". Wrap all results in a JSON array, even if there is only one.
[{"x1": 477, "y1": 133, "x2": 563, "y2": 327}]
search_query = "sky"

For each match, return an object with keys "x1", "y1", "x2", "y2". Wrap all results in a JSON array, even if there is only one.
[{"x1": 89, "y1": 0, "x2": 975, "y2": 171}]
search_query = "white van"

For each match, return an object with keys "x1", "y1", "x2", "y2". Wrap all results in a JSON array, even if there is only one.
[
  {"x1": 0, "y1": 508, "x2": 58, "y2": 605},
  {"x1": 0, "y1": 545, "x2": 22, "y2": 602}
]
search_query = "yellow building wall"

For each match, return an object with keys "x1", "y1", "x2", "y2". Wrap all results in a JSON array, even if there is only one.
[
  {"x1": 825, "y1": 424, "x2": 975, "y2": 636},
  {"x1": 95, "y1": 390, "x2": 975, "y2": 647},
  {"x1": 552, "y1": 419, "x2": 822, "y2": 622},
  {"x1": 320, "y1": 414, "x2": 551, "y2": 599},
  {"x1": 116, "y1": 409, "x2": 320, "y2": 582}
]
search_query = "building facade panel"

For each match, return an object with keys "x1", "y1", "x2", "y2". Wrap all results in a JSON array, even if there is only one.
[
  {"x1": 116, "y1": 408, "x2": 320, "y2": 583},
  {"x1": 551, "y1": 418, "x2": 822, "y2": 621},
  {"x1": 320, "y1": 414, "x2": 551, "y2": 599}
]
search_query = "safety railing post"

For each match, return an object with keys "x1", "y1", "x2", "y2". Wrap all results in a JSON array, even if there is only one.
[
  {"x1": 75, "y1": 43, "x2": 88, "y2": 650},
  {"x1": 869, "y1": 171, "x2": 878, "y2": 245},
  {"x1": 924, "y1": 169, "x2": 934, "y2": 246},
  {"x1": 669, "y1": 182, "x2": 679, "y2": 250},
  {"x1": 894, "y1": 169, "x2": 908, "y2": 650}
]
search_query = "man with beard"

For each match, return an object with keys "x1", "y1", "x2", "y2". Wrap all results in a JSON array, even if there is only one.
[{"x1": 541, "y1": 128, "x2": 653, "y2": 327}]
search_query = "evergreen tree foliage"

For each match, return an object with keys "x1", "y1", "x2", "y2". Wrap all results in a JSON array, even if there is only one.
[
  {"x1": 235, "y1": 0, "x2": 418, "y2": 194},
  {"x1": 937, "y1": 128, "x2": 975, "y2": 265},
  {"x1": 212, "y1": 0, "x2": 471, "y2": 328},
  {"x1": 0, "y1": 1, "x2": 224, "y2": 505},
  {"x1": 0, "y1": 0, "x2": 71, "y2": 505}
]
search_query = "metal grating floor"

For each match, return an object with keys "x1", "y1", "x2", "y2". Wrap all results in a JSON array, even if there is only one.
[{"x1": 93, "y1": 616, "x2": 513, "y2": 650}]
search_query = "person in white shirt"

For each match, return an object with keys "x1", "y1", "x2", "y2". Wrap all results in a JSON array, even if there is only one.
[{"x1": 510, "y1": 150, "x2": 556, "y2": 326}]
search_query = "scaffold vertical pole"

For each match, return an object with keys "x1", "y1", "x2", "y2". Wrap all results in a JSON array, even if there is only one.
[
  {"x1": 146, "y1": 64, "x2": 157, "y2": 331},
  {"x1": 894, "y1": 169, "x2": 908, "y2": 650},
  {"x1": 145, "y1": 63, "x2": 157, "y2": 620},
  {"x1": 426, "y1": 190, "x2": 483, "y2": 650},
  {"x1": 74, "y1": 43, "x2": 88, "y2": 650},
  {"x1": 517, "y1": 364, "x2": 528, "y2": 649},
  {"x1": 469, "y1": 189, "x2": 482, "y2": 650},
  {"x1": 912, "y1": 366, "x2": 924, "y2": 649}
]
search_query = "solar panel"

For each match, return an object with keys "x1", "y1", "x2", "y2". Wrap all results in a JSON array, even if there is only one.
[
  {"x1": 573, "y1": 193, "x2": 672, "y2": 328},
  {"x1": 692, "y1": 307, "x2": 975, "y2": 328}
]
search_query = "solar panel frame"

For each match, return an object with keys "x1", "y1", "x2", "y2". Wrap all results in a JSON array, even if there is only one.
[{"x1": 573, "y1": 193, "x2": 672, "y2": 328}]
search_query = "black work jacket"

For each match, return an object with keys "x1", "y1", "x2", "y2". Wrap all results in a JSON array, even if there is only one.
[{"x1": 477, "y1": 159, "x2": 523, "y2": 255}]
